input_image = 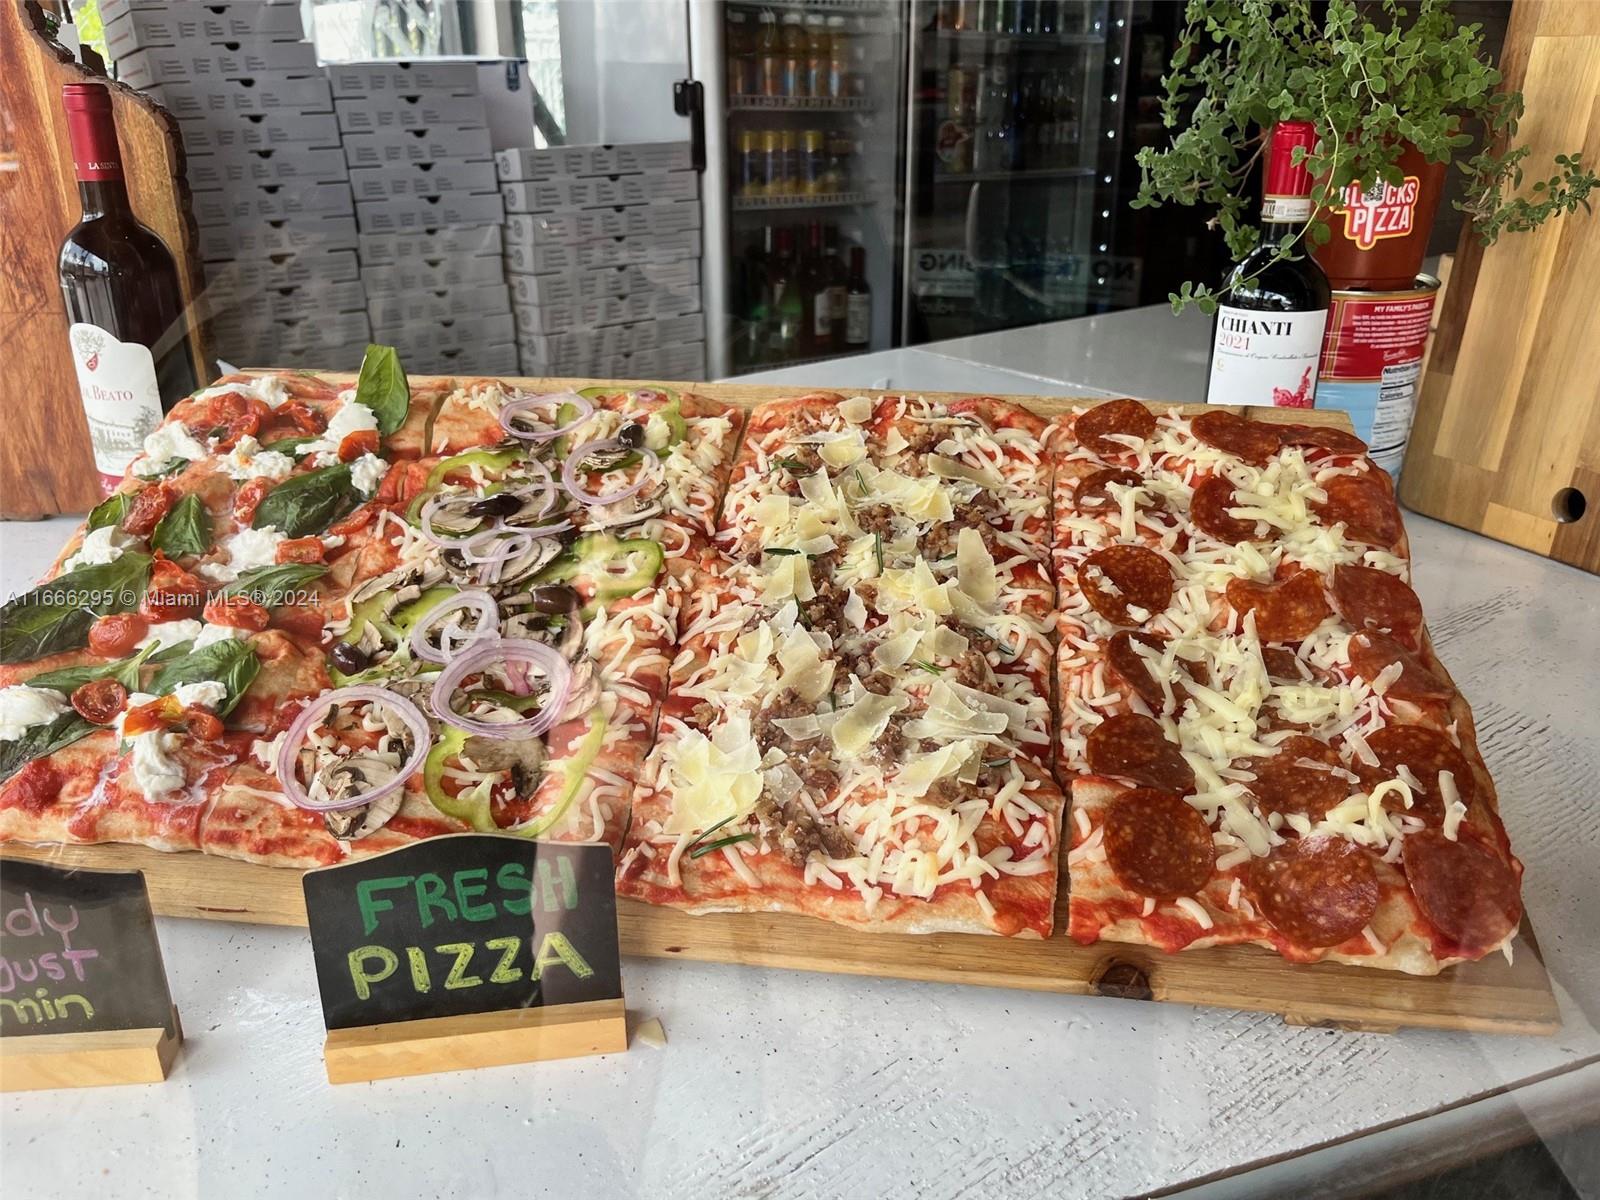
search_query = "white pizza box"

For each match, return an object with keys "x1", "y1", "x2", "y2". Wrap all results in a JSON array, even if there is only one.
[
  {"x1": 177, "y1": 110, "x2": 342, "y2": 152},
  {"x1": 502, "y1": 202, "x2": 701, "y2": 247},
  {"x1": 197, "y1": 213, "x2": 359, "y2": 258},
  {"x1": 502, "y1": 228, "x2": 703, "y2": 276},
  {"x1": 146, "y1": 73, "x2": 334, "y2": 119},
  {"x1": 116, "y1": 41, "x2": 319, "y2": 88},
  {"x1": 371, "y1": 314, "x2": 518, "y2": 351},
  {"x1": 326, "y1": 61, "x2": 481, "y2": 99},
  {"x1": 353, "y1": 190, "x2": 504, "y2": 233},
  {"x1": 508, "y1": 260, "x2": 698, "y2": 308},
  {"x1": 357, "y1": 223, "x2": 503, "y2": 265},
  {"x1": 499, "y1": 171, "x2": 698, "y2": 215},
  {"x1": 206, "y1": 250, "x2": 363, "y2": 290},
  {"x1": 186, "y1": 144, "x2": 350, "y2": 189},
  {"x1": 424, "y1": 343, "x2": 522, "y2": 375},
  {"x1": 495, "y1": 142, "x2": 693, "y2": 183},
  {"x1": 211, "y1": 279, "x2": 370, "y2": 322},
  {"x1": 360, "y1": 254, "x2": 505, "y2": 297},
  {"x1": 348, "y1": 157, "x2": 500, "y2": 201},
  {"x1": 103, "y1": 3, "x2": 304, "y2": 56},
  {"x1": 369, "y1": 284, "x2": 512, "y2": 326},
  {"x1": 210, "y1": 310, "x2": 373, "y2": 351},
  {"x1": 340, "y1": 124, "x2": 493, "y2": 168},
  {"x1": 518, "y1": 340, "x2": 707, "y2": 380},
  {"x1": 516, "y1": 313, "x2": 706, "y2": 360},
  {"x1": 334, "y1": 93, "x2": 487, "y2": 134},
  {"x1": 512, "y1": 286, "x2": 702, "y2": 335},
  {"x1": 192, "y1": 181, "x2": 354, "y2": 224}
]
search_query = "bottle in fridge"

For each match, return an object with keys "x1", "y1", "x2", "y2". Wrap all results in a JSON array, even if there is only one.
[
  {"x1": 757, "y1": 10, "x2": 782, "y2": 97},
  {"x1": 780, "y1": 12, "x2": 807, "y2": 98},
  {"x1": 845, "y1": 245, "x2": 871, "y2": 349}
]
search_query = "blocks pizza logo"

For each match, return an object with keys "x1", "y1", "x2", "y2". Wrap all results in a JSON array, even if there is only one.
[
  {"x1": 72, "y1": 326, "x2": 107, "y2": 372},
  {"x1": 1336, "y1": 175, "x2": 1421, "y2": 250}
]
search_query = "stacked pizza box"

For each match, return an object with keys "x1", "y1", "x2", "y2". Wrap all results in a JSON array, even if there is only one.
[
  {"x1": 331, "y1": 63, "x2": 517, "y2": 377},
  {"x1": 103, "y1": 0, "x2": 371, "y2": 369},
  {"x1": 496, "y1": 142, "x2": 707, "y2": 380}
]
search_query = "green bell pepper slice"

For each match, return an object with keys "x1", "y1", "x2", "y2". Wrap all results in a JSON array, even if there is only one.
[
  {"x1": 535, "y1": 534, "x2": 664, "y2": 618},
  {"x1": 405, "y1": 447, "x2": 523, "y2": 521},
  {"x1": 578, "y1": 385, "x2": 686, "y2": 449},
  {"x1": 330, "y1": 586, "x2": 457, "y2": 686}
]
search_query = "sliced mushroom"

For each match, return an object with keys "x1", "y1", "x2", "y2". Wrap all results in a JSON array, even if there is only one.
[
  {"x1": 462, "y1": 735, "x2": 546, "y2": 797},
  {"x1": 583, "y1": 500, "x2": 663, "y2": 533},
  {"x1": 325, "y1": 790, "x2": 404, "y2": 841},
  {"x1": 311, "y1": 754, "x2": 405, "y2": 840},
  {"x1": 490, "y1": 536, "x2": 567, "y2": 587}
]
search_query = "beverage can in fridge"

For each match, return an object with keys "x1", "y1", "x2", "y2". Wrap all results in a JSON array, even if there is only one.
[
  {"x1": 802, "y1": 130, "x2": 827, "y2": 194},
  {"x1": 738, "y1": 129, "x2": 762, "y2": 197},
  {"x1": 1313, "y1": 274, "x2": 1440, "y2": 476},
  {"x1": 763, "y1": 129, "x2": 786, "y2": 194},
  {"x1": 781, "y1": 129, "x2": 802, "y2": 195}
]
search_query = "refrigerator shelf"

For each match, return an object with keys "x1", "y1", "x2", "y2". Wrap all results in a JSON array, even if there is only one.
[
  {"x1": 931, "y1": 29, "x2": 1105, "y2": 48},
  {"x1": 729, "y1": 95, "x2": 877, "y2": 113},
  {"x1": 732, "y1": 191, "x2": 875, "y2": 211},
  {"x1": 932, "y1": 165, "x2": 1096, "y2": 185}
]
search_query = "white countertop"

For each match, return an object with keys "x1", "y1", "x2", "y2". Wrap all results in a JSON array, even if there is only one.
[{"x1": 4, "y1": 311, "x2": 1598, "y2": 1198}]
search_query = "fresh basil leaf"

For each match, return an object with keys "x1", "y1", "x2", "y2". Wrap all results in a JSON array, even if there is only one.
[
  {"x1": 148, "y1": 639, "x2": 260, "y2": 718},
  {"x1": 0, "y1": 711, "x2": 100, "y2": 782},
  {"x1": 25, "y1": 642, "x2": 159, "y2": 693},
  {"x1": 149, "y1": 639, "x2": 195, "y2": 663},
  {"x1": 223, "y1": 563, "x2": 328, "y2": 608},
  {"x1": 0, "y1": 552, "x2": 152, "y2": 665},
  {"x1": 355, "y1": 343, "x2": 409, "y2": 437},
  {"x1": 150, "y1": 493, "x2": 212, "y2": 558},
  {"x1": 251, "y1": 464, "x2": 359, "y2": 537},
  {"x1": 87, "y1": 493, "x2": 132, "y2": 532},
  {"x1": 262, "y1": 435, "x2": 314, "y2": 456},
  {"x1": 136, "y1": 458, "x2": 190, "y2": 480}
]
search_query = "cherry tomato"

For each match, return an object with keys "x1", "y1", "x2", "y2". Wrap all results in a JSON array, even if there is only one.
[
  {"x1": 70, "y1": 678, "x2": 128, "y2": 725},
  {"x1": 270, "y1": 605, "x2": 327, "y2": 643},
  {"x1": 275, "y1": 537, "x2": 325, "y2": 565},
  {"x1": 141, "y1": 555, "x2": 206, "y2": 621},
  {"x1": 3, "y1": 759, "x2": 64, "y2": 814},
  {"x1": 378, "y1": 460, "x2": 432, "y2": 505},
  {"x1": 122, "y1": 482, "x2": 179, "y2": 537},
  {"x1": 203, "y1": 594, "x2": 270, "y2": 631},
  {"x1": 327, "y1": 501, "x2": 377, "y2": 538},
  {"x1": 88, "y1": 612, "x2": 148, "y2": 657},
  {"x1": 122, "y1": 696, "x2": 177, "y2": 737},
  {"x1": 273, "y1": 400, "x2": 326, "y2": 436},
  {"x1": 183, "y1": 708, "x2": 225, "y2": 741},
  {"x1": 338, "y1": 430, "x2": 380, "y2": 462},
  {"x1": 234, "y1": 478, "x2": 271, "y2": 525}
]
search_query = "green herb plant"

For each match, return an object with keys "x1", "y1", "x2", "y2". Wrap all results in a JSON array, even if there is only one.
[{"x1": 1134, "y1": 0, "x2": 1598, "y2": 313}]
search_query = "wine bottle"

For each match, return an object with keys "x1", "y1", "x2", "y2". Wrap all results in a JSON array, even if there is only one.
[
  {"x1": 844, "y1": 245, "x2": 871, "y2": 349},
  {"x1": 58, "y1": 83, "x2": 199, "y2": 494},
  {"x1": 1204, "y1": 121, "x2": 1331, "y2": 410}
]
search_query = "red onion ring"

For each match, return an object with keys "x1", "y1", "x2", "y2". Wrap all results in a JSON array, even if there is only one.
[
  {"x1": 463, "y1": 529, "x2": 533, "y2": 585},
  {"x1": 274, "y1": 686, "x2": 431, "y2": 812},
  {"x1": 561, "y1": 437, "x2": 659, "y2": 506},
  {"x1": 408, "y1": 588, "x2": 500, "y2": 665},
  {"x1": 430, "y1": 637, "x2": 572, "y2": 739},
  {"x1": 420, "y1": 491, "x2": 499, "y2": 549},
  {"x1": 500, "y1": 390, "x2": 594, "y2": 443}
]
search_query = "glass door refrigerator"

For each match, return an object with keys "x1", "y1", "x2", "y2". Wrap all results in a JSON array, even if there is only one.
[
  {"x1": 900, "y1": 0, "x2": 1134, "y2": 344},
  {"x1": 690, "y1": 0, "x2": 908, "y2": 377}
]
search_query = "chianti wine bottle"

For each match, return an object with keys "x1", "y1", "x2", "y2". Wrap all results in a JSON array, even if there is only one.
[
  {"x1": 58, "y1": 83, "x2": 199, "y2": 495},
  {"x1": 1204, "y1": 121, "x2": 1331, "y2": 410}
]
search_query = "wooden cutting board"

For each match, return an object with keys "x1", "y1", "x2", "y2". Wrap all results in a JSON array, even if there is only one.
[
  {"x1": 1399, "y1": 0, "x2": 1600, "y2": 574},
  {"x1": 0, "y1": 381, "x2": 1560, "y2": 1036}
]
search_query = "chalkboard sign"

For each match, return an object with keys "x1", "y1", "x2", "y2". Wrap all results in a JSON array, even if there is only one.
[
  {"x1": 0, "y1": 859, "x2": 175, "y2": 1040},
  {"x1": 303, "y1": 835, "x2": 623, "y2": 1032}
]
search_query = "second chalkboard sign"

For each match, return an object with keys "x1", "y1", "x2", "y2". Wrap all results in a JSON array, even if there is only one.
[{"x1": 302, "y1": 834, "x2": 626, "y2": 1083}]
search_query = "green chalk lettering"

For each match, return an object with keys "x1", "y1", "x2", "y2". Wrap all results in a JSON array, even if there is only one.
[
  {"x1": 414, "y1": 872, "x2": 458, "y2": 927},
  {"x1": 485, "y1": 935, "x2": 523, "y2": 984},
  {"x1": 355, "y1": 875, "x2": 410, "y2": 937},
  {"x1": 536, "y1": 856, "x2": 578, "y2": 912},
  {"x1": 438, "y1": 943, "x2": 482, "y2": 990},
  {"x1": 347, "y1": 945, "x2": 398, "y2": 1000},
  {"x1": 453, "y1": 868, "x2": 494, "y2": 921},
  {"x1": 0, "y1": 997, "x2": 43, "y2": 1024},
  {"x1": 406, "y1": 945, "x2": 431, "y2": 992},
  {"x1": 54, "y1": 993, "x2": 94, "y2": 1020},
  {"x1": 530, "y1": 932, "x2": 593, "y2": 981},
  {"x1": 497, "y1": 862, "x2": 531, "y2": 915}
]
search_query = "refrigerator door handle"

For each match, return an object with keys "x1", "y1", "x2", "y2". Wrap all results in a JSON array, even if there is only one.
[{"x1": 673, "y1": 79, "x2": 707, "y2": 173}]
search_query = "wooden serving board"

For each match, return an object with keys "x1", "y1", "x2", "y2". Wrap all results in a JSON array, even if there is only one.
[
  {"x1": 0, "y1": 380, "x2": 1561, "y2": 1036},
  {"x1": 1400, "y1": 0, "x2": 1600, "y2": 574}
]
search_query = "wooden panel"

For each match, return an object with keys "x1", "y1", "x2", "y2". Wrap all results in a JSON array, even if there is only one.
[
  {"x1": 0, "y1": 1016, "x2": 181, "y2": 1091},
  {"x1": 0, "y1": 2, "x2": 208, "y2": 520},
  {"x1": 1400, "y1": 0, "x2": 1600, "y2": 574}
]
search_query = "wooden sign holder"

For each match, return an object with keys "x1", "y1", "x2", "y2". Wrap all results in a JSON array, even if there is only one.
[
  {"x1": 0, "y1": 1008, "x2": 182, "y2": 1092},
  {"x1": 323, "y1": 1000, "x2": 626, "y2": 1085}
]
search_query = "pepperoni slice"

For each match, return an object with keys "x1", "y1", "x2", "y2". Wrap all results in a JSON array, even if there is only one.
[
  {"x1": 1226, "y1": 570, "x2": 1332, "y2": 643},
  {"x1": 1331, "y1": 564, "x2": 1423, "y2": 645},
  {"x1": 1101, "y1": 788, "x2": 1215, "y2": 899},
  {"x1": 1349, "y1": 632, "x2": 1453, "y2": 703},
  {"x1": 1190, "y1": 475, "x2": 1263, "y2": 544},
  {"x1": 1105, "y1": 632, "x2": 1167, "y2": 710},
  {"x1": 1073, "y1": 399, "x2": 1157, "y2": 457},
  {"x1": 1250, "y1": 837, "x2": 1379, "y2": 948},
  {"x1": 1190, "y1": 410, "x2": 1283, "y2": 466},
  {"x1": 1073, "y1": 467, "x2": 1145, "y2": 512},
  {"x1": 1087, "y1": 713, "x2": 1195, "y2": 793},
  {"x1": 1275, "y1": 423, "x2": 1369, "y2": 457},
  {"x1": 1078, "y1": 545, "x2": 1173, "y2": 627},
  {"x1": 1364, "y1": 725, "x2": 1476, "y2": 827},
  {"x1": 1313, "y1": 474, "x2": 1401, "y2": 547},
  {"x1": 1262, "y1": 646, "x2": 1310, "y2": 684},
  {"x1": 1402, "y1": 830, "x2": 1522, "y2": 957},
  {"x1": 1246, "y1": 736, "x2": 1351, "y2": 819}
]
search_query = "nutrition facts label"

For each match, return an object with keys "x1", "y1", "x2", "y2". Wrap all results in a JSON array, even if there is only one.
[{"x1": 1316, "y1": 287, "x2": 1439, "y2": 474}]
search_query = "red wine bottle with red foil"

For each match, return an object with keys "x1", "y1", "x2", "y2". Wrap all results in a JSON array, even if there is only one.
[
  {"x1": 58, "y1": 82, "x2": 199, "y2": 494},
  {"x1": 1205, "y1": 121, "x2": 1332, "y2": 410}
]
